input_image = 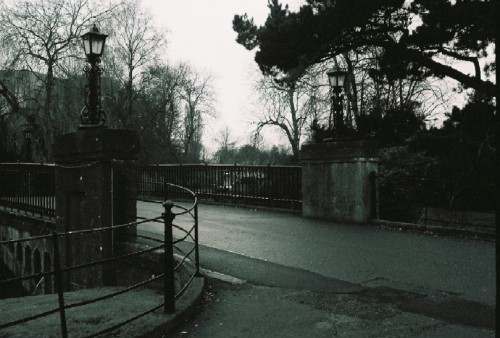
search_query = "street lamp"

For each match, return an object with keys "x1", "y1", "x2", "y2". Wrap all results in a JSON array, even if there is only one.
[
  {"x1": 80, "y1": 24, "x2": 108, "y2": 128},
  {"x1": 327, "y1": 66, "x2": 348, "y2": 133}
]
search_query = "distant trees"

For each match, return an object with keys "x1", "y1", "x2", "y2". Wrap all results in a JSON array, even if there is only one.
[
  {"x1": 101, "y1": 60, "x2": 214, "y2": 163},
  {"x1": 0, "y1": 0, "x2": 215, "y2": 163},
  {"x1": 212, "y1": 128, "x2": 292, "y2": 165},
  {"x1": 0, "y1": 0, "x2": 116, "y2": 160},
  {"x1": 212, "y1": 143, "x2": 292, "y2": 165}
]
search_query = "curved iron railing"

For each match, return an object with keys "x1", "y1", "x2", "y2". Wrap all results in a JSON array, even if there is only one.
[{"x1": 0, "y1": 183, "x2": 200, "y2": 337}]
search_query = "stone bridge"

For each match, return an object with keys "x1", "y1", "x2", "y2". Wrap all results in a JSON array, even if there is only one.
[
  {"x1": 1, "y1": 129, "x2": 140, "y2": 297},
  {"x1": 1, "y1": 129, "x2": 379, "y2": 299},
  {"x1": 0, "y1": 211, "x2": 56, "y2": 295}
]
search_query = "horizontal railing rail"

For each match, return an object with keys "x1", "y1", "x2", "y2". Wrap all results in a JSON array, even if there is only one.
[{"x1": 0, "y1": 182, "x2": 200, "y2": 337}]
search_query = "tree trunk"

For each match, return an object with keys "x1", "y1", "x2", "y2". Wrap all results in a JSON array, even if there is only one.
[
  {"x1": 288, "y1": 87, "x2": 300, "y2": 163},
  {"x1": 41, "y1": 62, "x2": 55, "y2": 161},
  {"x1": 127, "y1": 65, "x2": 134, "y2": 120},
  {"x1": 343, "y1": 53, "x2": 359, "y2": 121}
]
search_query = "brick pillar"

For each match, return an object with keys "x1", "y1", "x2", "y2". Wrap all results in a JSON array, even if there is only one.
[
  {"x1": 300, "y1": 140, "x2": 379, "y2": 224},
  {"x1": 53, "y1": 128, "x2": 139, "y2": 289}
]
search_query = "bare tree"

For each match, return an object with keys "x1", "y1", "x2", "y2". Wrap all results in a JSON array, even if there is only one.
[
  {"x1": 252, "y1": 67, "x2": 326, "y2": 162},
  {"x1": 111, "y1": 0, "x2": 167, "y2": 118},
  {"x1": 212, "y1": 126, "x2": 237, "y2": 164},
  {"x1": 178, "y1": 65, "x2": 215, "y2": 162},
  {"x1": 133, "y1": 62, "x2": 187, "y2": 162},
  {"x1": 340, "y1": 48, "x2": 453, "y2": 125}
]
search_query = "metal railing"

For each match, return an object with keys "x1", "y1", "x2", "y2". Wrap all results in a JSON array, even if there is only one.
[
  {"x1": 0, "y1": 163, "x2": 55, "y2": 218},
  {"x1": 1, "y1": 162, "x2": 493, "y2": 233},
  {"x1": 376, "y1": 174, "x2": 495, "y2": 231},
  {"x1": 0, "y1": 183, "x2": 200, "y2": 337},
  {"x1": 137, "y1": 164, "x2": 302, "y2": 210}
]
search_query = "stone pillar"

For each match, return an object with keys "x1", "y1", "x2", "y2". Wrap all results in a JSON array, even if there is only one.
[
  {"x1": 300, "y1": 140, "x2": 378, "y2": 224},
  {"x1": 53, "y1": 128, "x2": 139, "y2": 289}
]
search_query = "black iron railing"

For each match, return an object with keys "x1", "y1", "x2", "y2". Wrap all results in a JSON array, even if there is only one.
[
  {"x1": 1, "y1": 162, "x2": 493, "y2": 234},
  {"x1": 0, "y1": 184, "x2": 200, "y2": 337},
  {"x1": 137, "y1": 164, "x2": 302, "y2": 210},
  {"x1": 376, "y1": 174, "x2": 495, "y2": 231},
  {"x1": 0, "y1": 163, "x2": 55, "y2": 218}
]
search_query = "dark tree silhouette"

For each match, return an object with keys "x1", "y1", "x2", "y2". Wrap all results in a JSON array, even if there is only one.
[{"x1": 233, "y1": 0, "x2": 495, "y2": 96}]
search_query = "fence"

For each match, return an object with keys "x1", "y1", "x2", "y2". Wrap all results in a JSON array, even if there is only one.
[
  {"x1": 1, "y1": 162, "x2": 493, "y2": 232},
  {"x1": 0, "y1": 163, "x2": 55, "y2": 218},
  {"x1": 0, "y1": 163, "x2": 302, "y2": 214},
  {"x1": 0, "y1": 183, "x2": 200, "y2": 337},
  {"x1": 376, "y1": 174, "x2": 496, "y2": 231},
  {"x1": 137, "y1": 164, "x2": 302, "y2": 210}
]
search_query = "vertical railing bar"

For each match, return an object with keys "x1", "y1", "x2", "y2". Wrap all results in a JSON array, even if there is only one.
[
  {"x1": 17, "y1": 170, "x2": 21, "y2": 208},
  {"x1": 35, "y1": 170, "x2": 39, "y2": 214},
  {"x1": 52, "y1": 232, "x2": 68, "y2": 338},
  {"x1": 194, "y1": 199, "x2": 200, "y2": 276},
  {"x1": 162, "y1": 201, "x2": 175, "y2": 313}
]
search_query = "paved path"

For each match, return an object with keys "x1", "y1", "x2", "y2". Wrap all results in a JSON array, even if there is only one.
[
  {"x1": 137, "y1": 201, "x2": 495, "y2": 336},
  {"x1": 137, "y1": 202, "x2": 495, "y2": 307}
]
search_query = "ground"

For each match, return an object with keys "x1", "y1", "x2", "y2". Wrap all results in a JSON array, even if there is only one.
[{"x1": 169, "y1": 277, "x2": 494, "y2": 338}]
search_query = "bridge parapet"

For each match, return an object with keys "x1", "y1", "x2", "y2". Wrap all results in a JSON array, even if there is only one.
[
  {"x1": 0, "y1": 212, "x2": 56, "y2": 296},
  {"x1": 53, "y1": 128, "x2": 140, "y2": 289}
]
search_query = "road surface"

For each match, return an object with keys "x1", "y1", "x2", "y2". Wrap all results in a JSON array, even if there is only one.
[{"x1": 137, "y1": 201, "x2": 495, "y2": 307}]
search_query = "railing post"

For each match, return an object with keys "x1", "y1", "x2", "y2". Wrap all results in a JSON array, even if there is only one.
[
  {"x1": 162, "y1": 200, "x2": 175, "y2": 313},
  {"x1": 370, "y1": 171, "x2": 379, "y2": 220},
  {"x1": 52, "y1": 232, "x2": 68, "y2": 338},
  {"x1": 194, "y1": 200, "x2": 201, "y2": 276}
]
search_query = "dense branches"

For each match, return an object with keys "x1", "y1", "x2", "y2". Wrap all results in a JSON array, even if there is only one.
[
  {"x1": 233, "y1": 0, "x2": 496, "y2": 96},
  {"x1": 252, "y1": 66, "x2": 326, "y2": 161},
  {"x1": 111, "y1": 0, "x2": 166, "y2": 117},
  {"x1": 0, "y1": 0, "x2": 215, "y2": 163},
  {"x1": 0, "y1": 0, "x2": 116, "y2": 159}
]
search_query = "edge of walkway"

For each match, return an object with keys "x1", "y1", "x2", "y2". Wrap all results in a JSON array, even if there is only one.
[
  {"x1": 142, "y1": 276, "x2": 206, "y2": 337},
  {"x1": 372, "y1": 219, "x2": 495, "y2": 241}
]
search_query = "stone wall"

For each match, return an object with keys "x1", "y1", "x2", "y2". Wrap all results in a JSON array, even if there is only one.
[
  {"x1": 300, "y1": 140, "x2": 378, "y2": 224},
  {"x1": 53, "y1": 128, "x2": 139, "y2": 289},
  {"x1": 0, "y1": 212, "x2": 55, "y2": 295}
]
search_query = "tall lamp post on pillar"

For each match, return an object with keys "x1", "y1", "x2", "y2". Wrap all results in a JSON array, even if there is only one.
[
  {"x1": 54, "y1": 23, "x2": 141, "y2": 290},
  {"x1": 80, "y1": 24, "x2": 108, "y2": 128},
  {"x1": 327, "y1": 66, "x2": 348, "y2": 136}
]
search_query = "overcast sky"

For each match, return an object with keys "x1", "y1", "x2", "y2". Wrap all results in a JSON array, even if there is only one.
[{"x1": 146, "y1": 0, "x2": 304, "y2": 153}]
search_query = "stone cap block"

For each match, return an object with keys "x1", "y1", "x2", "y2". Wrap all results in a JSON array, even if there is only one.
[
  {"x1": 300, "y1": 139, "x2": 379, "y2": 162},
  {"x1": 54, "y1": 128, "x2": 140, "y2": 163}
]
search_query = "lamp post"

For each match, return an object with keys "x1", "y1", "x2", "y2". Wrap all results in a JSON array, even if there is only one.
[
  {"x1": 327, "y1": 66, "x2": 347, "y2": 135},
  {"x1": 80, "y1": 24, "x2": 108, "y2": 128}
]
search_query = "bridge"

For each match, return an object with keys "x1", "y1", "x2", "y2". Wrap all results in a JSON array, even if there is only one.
[
  {"x1": 0, "y1": 129, "x2": 495, "y2": 336},
  {"x1": 0, "y1": 153, "x2": 202, "y2": 336}
]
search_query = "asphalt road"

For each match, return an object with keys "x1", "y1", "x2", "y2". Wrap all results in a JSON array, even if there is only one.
[{"x1": 137, "y1": 201, "x2": 495, "y2": 308}]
